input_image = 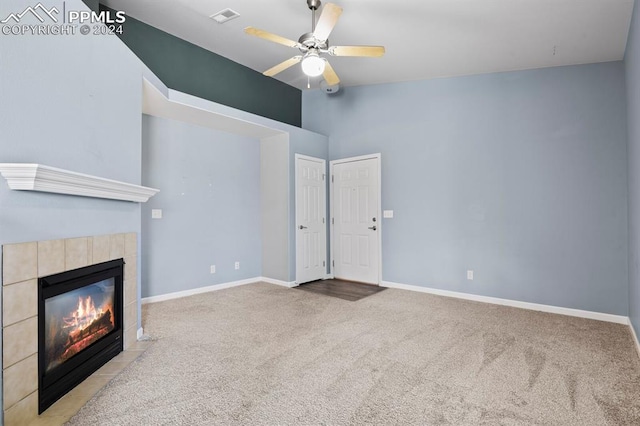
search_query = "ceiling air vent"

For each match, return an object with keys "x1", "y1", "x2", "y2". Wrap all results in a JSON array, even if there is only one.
[{"x1": 210, "y1": 8, "x2": 240, "y2": 24}]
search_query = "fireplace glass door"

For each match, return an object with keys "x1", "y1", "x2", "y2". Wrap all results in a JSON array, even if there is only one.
[
  {"x1": 39, "y1": 259, "x2": 124, "y2": 413},
  {"x1": 44, "y1": 278, "x2": 116, "y2": 373}
]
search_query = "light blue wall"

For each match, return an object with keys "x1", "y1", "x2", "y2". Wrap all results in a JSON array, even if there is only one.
[
  {"x1": 139, "y1": 90, "x2": 328, "y2": 287},
  {"x1": 0, "y1": 0, "x2": 144, "y2": 420},
  {"x1": 141, "y1": 115, "x2": 262, "y2": 298},
  {"x1": 303, "y1": 62, "x2": 629, "y2": 315},
  {"x1": 626, "y1": 1, "x2": 640, "y2": 334},
  {"x1": 261, "y1": 134, "x2": 290, "y2": 282},
  {"x1": 0, "y1": 7, "x2": 142, "y2": 245}
]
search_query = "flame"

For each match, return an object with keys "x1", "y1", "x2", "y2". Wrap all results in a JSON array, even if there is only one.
[
  {"x1": 62, "y1": 296, "x2": 105, "y2": 330},
  {"x1": 46, "y1": 291, "x2": 116, "y2": 373}
]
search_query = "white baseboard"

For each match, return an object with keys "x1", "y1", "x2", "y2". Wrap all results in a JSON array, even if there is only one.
[
  {"x1": 629, "y1": 319, "x2": 640, "y2": 358},
  {"x1": 141, "y1": 277, "x2": 261, "y2": 304},
  {"x1": 261, "y1": 277, "x2": 298, "y2": 288},
  {"x1": 324, "y1": 274, "x2": 335, "y2": 280},
  {"x1": 381, "y1": 281, "x2": 629, "y2": 325},
  {"x1": 137, "y1": 327, "x2": 144, "y2": 339}
]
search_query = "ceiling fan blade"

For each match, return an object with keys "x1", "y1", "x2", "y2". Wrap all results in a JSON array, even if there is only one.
[
  {"x1": 313, "y1": 3, "x2": 343, "y2": 41},
  {"x1": 264, "y1": 56, "x2": 302, "y2": 77},
  {"x1": 329, "y1": 45, "x2": 386, "y2": 57},
  {"x1": 323, "y1": 61, "x2": 340, "y2": 86},
  {"x1": 244, "y1": 27, "x2": 299, "y2": 48}
]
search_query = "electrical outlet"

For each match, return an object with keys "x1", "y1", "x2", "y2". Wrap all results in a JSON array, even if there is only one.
[
  {"x1": 210, "y1": 265, "x2": 216, "y2": 274},
  {"x1": 467, "y1": 270, "x2": 474, "y2": 280},
  {"x1": 234, "y1": 261, "x2": 240, "y2": 270}
]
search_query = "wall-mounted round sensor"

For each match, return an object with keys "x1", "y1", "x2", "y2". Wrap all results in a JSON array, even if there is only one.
[{"x1": 320, "y1": 80, "x2": 340, "y2": 95}]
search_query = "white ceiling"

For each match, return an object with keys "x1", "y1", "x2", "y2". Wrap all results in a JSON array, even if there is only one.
[{"x1": 103, "y1": 0, "x2": 635, "y2": 90}]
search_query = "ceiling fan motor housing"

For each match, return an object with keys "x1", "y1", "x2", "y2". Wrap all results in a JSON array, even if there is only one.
[
  {"x1": 307, "y1": 0, "x2": 322, "y2": 10},
  {"x1": 298, "y1": 32, "x2": 328, "y2": 53}
]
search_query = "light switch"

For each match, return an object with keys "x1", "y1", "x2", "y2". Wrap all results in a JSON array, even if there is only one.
[
  {"x1": 151, "y1": 209, "x2": 162, "y2": 219},
  {"x1": 383, "y1": 210, "x2": 394, "y2": 218}
]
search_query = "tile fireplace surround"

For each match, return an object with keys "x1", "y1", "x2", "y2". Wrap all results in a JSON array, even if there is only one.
[{"x1": 2, "y1": 233, "x2": 139, "y2": 424}]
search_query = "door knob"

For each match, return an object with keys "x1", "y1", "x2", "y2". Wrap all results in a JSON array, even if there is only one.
[
  {"x1": 299, "y1": 225, "x2": 308, "y2": 230},
  {"x1": 368, "y1": 225, "x2": 377, "y2": 231}
]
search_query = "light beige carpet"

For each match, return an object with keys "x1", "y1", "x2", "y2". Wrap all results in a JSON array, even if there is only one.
[{"x1": 67, "y1": 282, "x2": 640, "y2": 425}]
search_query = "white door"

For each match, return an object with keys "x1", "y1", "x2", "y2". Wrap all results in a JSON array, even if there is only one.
[
  {"x1": 295, "y1": 155, "x2": 327, "y2": 284},
  {"x1": 331, "y1": 155, "x2": 381, "y2": 284}
]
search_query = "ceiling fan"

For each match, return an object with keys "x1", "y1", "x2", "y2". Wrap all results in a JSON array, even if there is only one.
[{"x1": 244, "y1": 0, "x2": 385, "y2": 87}]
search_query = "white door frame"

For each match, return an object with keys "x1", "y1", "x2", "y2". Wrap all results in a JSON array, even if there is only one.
[
  {"x1": 295, "y1": 154, "x2": 328, "y2": 284},
  {"x1": 329, "y1": 153, "x2": 382, "y2": 285}
]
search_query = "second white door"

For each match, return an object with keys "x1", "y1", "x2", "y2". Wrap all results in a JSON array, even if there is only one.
[{"x1": 331, "y1": 155, "x2": 380, "y2": 284}]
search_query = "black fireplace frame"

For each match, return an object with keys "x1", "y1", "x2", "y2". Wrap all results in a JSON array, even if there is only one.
[{"x1": 38, "y1": 259, "x2": 124, "y2": 413}]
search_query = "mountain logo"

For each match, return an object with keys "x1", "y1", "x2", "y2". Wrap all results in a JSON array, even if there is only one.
[{"x1": 1, "y1": 3, "x2": 59, "y2": 24}]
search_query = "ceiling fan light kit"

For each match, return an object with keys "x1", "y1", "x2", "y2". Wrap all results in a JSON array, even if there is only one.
[
  {"x1": 244, "y1": 0, "x2": 385, "y2": 88},
  {"x1": 301, "y1": 51, "x2": 326, "y2": 77}
]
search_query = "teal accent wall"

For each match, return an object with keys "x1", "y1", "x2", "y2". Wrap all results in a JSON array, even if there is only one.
[
  {"x1": 103, "y1": 6, "x2": 302, "y2": 127},
  {"x1": 82, "y1": 0, "x2": 99, "y2": 12}
]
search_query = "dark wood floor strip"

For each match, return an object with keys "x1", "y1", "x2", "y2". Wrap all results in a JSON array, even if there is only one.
[{"x1": 296, "y1": 279, "x2": 386, "y2": 301}]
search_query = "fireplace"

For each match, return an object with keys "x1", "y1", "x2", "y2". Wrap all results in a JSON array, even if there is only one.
[{"x1": 38, "y1": 259, "x2": 124, "y2": 413}]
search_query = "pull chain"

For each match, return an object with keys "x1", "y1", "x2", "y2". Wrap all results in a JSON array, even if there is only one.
[{"x1": 307, "y1": 75, "x2": 310, "y2": 89}]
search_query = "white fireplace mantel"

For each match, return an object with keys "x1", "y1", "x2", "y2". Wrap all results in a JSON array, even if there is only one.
[{"x1": 0, "y1": 163, "x2": 159, "y2": 202}]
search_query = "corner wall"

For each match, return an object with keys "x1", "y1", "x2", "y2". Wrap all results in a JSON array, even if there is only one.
[
  {"x1": 141, "y1": 87, "x2": 329, "y2": 289},
  {"x1": 303, "y1": 62, "x2": 629, "y2": 316},
  {"x1": 0, "y1": 0, "x2": 145, "y2": 421},
  {"x1": 626, "y1": 0, "x2": 640, "y2": 336}
]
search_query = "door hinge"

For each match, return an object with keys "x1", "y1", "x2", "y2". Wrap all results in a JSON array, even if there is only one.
[
  {"x1": 332, "y1": 260, "x2": 335, "y2": 267},
  {"x1": 331, "y1": 217, "x2": 334, "y2": 224},
  {"x1": 331, "y1": 175, "x2": 334, "y2": 183},
  {"x1": 322, "y1": 174, "x2": 325, "y2": 181},
  {"x1": 323, "y1": 217, "x2": 325, "y2": 224},
  {"x1": 323, "y1": 260, "x2": 325, "y2": 267}
]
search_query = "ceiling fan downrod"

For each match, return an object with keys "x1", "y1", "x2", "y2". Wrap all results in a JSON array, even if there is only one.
[{"x1": 307, "y1": 0, "x2": 321, "y2": 32}]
